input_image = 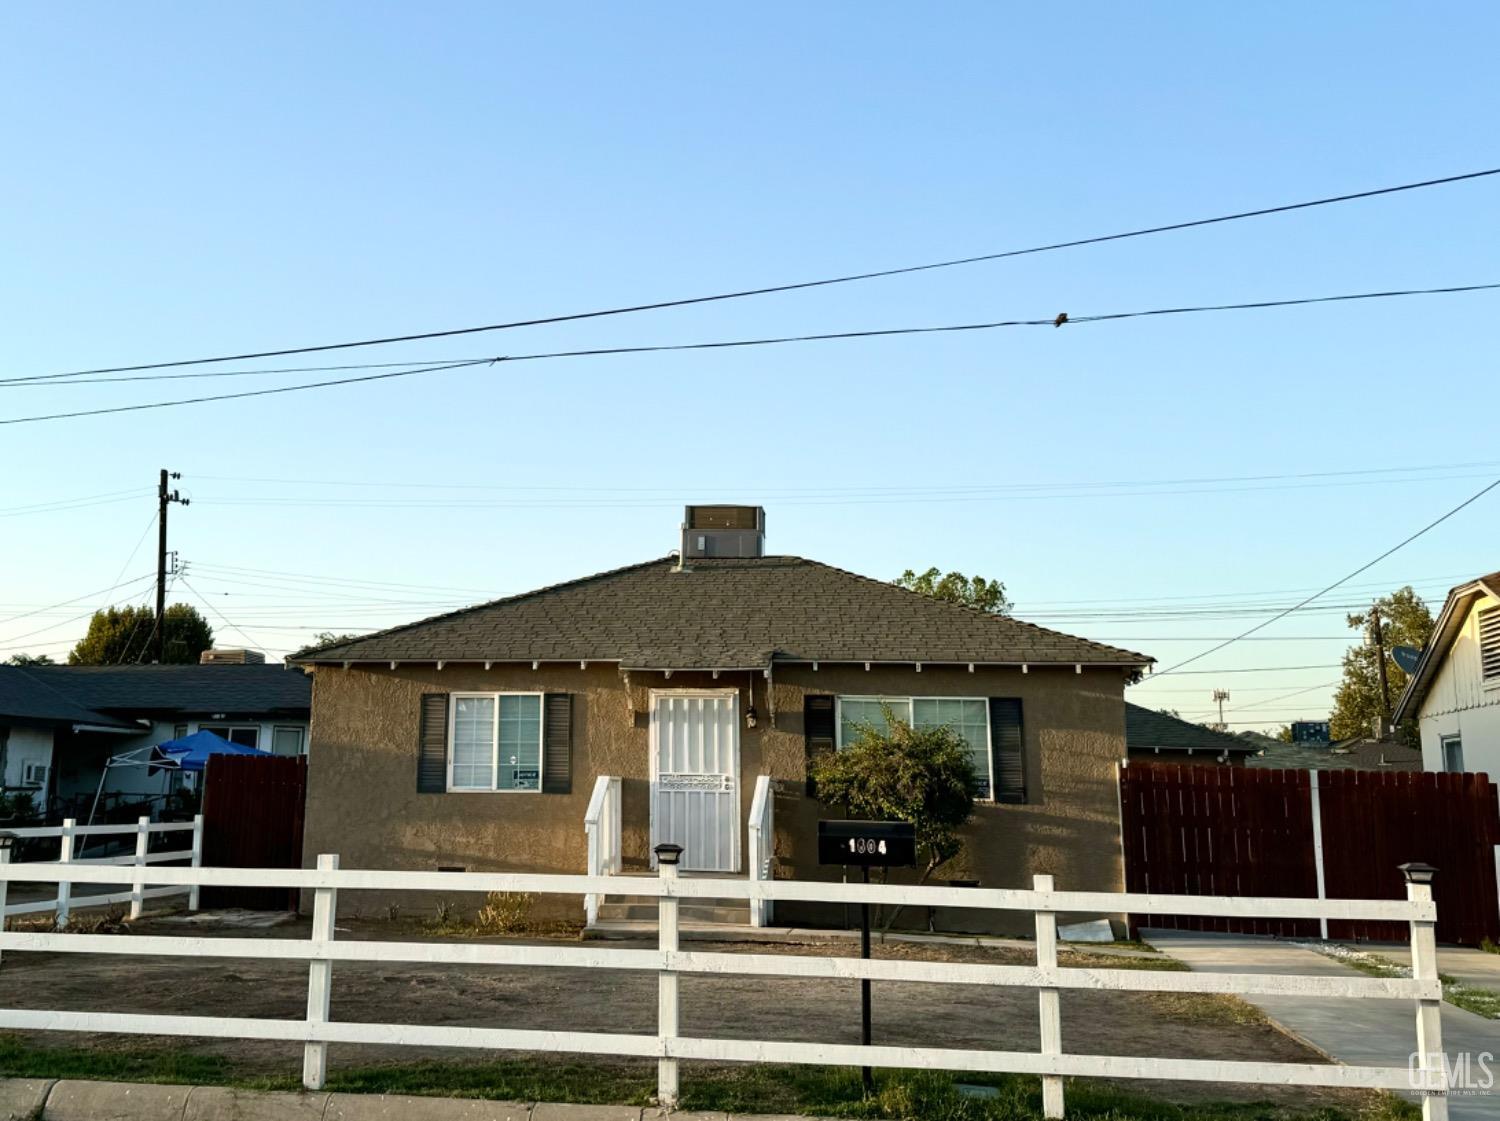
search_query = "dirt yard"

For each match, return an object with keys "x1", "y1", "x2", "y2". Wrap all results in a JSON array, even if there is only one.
[{"x1": 0, "y1": 916, "x2": 1375, "y2": 1111}]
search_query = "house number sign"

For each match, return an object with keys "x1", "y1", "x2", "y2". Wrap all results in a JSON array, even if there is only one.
[{"x1": 816, "y1": 819, "x2": 918, "y2": 868}]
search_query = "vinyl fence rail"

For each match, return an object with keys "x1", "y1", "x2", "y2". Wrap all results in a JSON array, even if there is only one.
[
  {"x1": 0, "y1": 849, "x2": 1450, "y2": 1121},
  {"x1": 0, "y1": 815, "x2": 202, "y2": 925}
]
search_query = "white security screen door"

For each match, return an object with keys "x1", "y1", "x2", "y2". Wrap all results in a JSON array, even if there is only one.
[{"x1": 650, "y1": 691, "x2": 740, "y2": 872}]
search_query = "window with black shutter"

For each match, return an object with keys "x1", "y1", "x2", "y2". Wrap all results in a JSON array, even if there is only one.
[
  {"x1": 988, "y1": 697, "x2": 1026, "y2": 804},
  {"x1": 417, "y1": 693, "x2": 449, "y2": 793},
  {"x1": 804, "y1": 694, "x2": 836, "y2": 796}
]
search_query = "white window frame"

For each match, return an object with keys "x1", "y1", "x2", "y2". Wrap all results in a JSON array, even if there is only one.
[
  {"x1": 198, "y1": 724, "x2": 261, "y2": 749},
  {"x1": 271, "y1": 725, "x2": 307, "y2": 756},
  {"x1": 1441, "y1": 734, "x2": 1465, "y2": 774},
  {"x1": 835, "y1": 695, "x2": 995, "y2": 803},
  {"x1": 446, "y1": 691, "x2": 546, "y2": 794}
]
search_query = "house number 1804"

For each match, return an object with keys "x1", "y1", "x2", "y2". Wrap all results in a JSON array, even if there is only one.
[{"x1": 847, "y1": 838, "x2": 887, "y2": 855}]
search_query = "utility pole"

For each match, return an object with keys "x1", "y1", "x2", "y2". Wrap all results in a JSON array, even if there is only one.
[
  {"x1": 1370, "y1": 604, "x2": 1392, "y2": 740},
  {"x1": 1211, "y1": 689, "x2": 1230, "y2": 731},
  {"x1": 152, "y1": 470, "x2": 189, "y2": 664}
]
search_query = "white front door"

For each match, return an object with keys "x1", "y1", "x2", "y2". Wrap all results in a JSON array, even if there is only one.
[{"x1": 650, "y1": 691, "x2": 740, "y2": 873}]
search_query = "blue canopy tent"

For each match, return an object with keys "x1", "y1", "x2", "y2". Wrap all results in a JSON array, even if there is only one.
[
  {"x1": 156, "y1": 730, "x2": 269, "y2": 771},
  {"x1": 82, "y1": 731, "x2": 269, "y2": 848}
]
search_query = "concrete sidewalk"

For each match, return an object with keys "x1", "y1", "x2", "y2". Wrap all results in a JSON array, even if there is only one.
[
  {"x1": 1352, "y1": 942, "x2": 1500, "y2": 993},
  {"x1": 0, "y1": 1078, "x2": 809, "y2": 1121},
  {"x1": 1146, "y1": 930, "x2": 1500, "y2": 1120}
]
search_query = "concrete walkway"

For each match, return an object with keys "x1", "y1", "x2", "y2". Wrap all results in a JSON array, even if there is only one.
[
  {"x1": 1146, "y1": 930, "x2": 1500, "y2": 1119},
  {"x1": 1352, "y1": 942, "x2": 1500, "y2": 992},
  {"x1": 0, "y1": 1078, "x2": 806, "y2": 1121}
]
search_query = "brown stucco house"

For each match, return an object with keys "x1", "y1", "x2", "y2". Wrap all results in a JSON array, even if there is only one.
[{"x1": 292, "y1": 506, "x2": 1153, "y2": 932}]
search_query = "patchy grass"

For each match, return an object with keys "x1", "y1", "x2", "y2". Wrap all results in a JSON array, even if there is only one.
[
  {"x1": 0, "y1": 1037, "x2": 1416, "y2": 1121},
  {"x1": 1306, "y1": 943, "x2": 1500, "y2": 1020},
  {"x1": 417, "y1": 895, "x2": 584, "y2": 940}
]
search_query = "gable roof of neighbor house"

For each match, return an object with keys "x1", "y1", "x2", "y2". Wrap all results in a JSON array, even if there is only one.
[
  {"x1": 0, "y1": 666, "x2": 137, "y2": 731},
  {"x1": 19, "y1": 665, "x2": 310, "y2": 718},
  {"x1": 292, "y1": 555, "x2": 1153, "y2": 670},
  {"x1": 1248, "y1": 736, "x2": 1423, "y2": 772},
  {"x1": 1392, "y1": 569, "x2": 1500, "y2": 725},
  {"x1": 1124, "y1": 703, "x2": 1257, "y2": 758}
]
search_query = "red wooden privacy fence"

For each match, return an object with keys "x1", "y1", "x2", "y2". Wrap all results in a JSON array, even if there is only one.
[
  {"x1": 1120, "y1": 762, "x2": 1500, "y2": 946},
  {"x1": 200, "y1": 754, "x2": 307, "y2": 911}
]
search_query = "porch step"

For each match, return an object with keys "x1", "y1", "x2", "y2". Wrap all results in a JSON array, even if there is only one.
[{"x1": 595, "y1": 894, "x2": 751, "y2": 926}]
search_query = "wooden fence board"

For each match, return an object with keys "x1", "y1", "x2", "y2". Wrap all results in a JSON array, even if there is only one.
[
  {"x1": 200, "y1": 754, "x2": 307, "y2": 911},
  {"x1": 1123, "y1": 762, "x2": 1500, "y2": 946}
]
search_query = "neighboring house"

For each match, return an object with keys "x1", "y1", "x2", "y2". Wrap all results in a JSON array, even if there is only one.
[
  {"x1": 0, "y1": 661, "x2": 310, "y2": 817},
  {"x1": 1124, "y1": 704, "x2": 1257, "y2": 765},
  {"x1": 1393, "y1": 570, "x2": 1500, "y2": 776},
  {"x1": 1248, "y1": 736, "x2": 1422, "y2": 772},
  {"x1": 292, "y1": 505, "x2": 1154, "y2": 933}
]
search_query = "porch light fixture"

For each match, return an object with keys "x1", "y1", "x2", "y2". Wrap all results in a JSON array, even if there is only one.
[
  {"x1": 1399, "y1": 862, "x2": 1437, "y2": 885},
  {"x1": 654, "y1": 843, "x2": 684, "y2": 866},
  {"x1": 745, "y1": 704, "x2": 758, "y2": 729}
]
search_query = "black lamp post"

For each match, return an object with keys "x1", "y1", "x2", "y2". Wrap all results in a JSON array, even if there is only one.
[{"x1": 1399, "y1": 862, "x2": 1438, "y2": 886}]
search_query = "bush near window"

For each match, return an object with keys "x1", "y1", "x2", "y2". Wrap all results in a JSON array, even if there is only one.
[{"x1": 810, "y1": 707, "x2": 976, "y2": 888}]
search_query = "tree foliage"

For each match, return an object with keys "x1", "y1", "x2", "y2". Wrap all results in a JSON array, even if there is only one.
[
  {"x1": 67, "y1": 603, "x2": 214, "y2": 665},
  {"x1": 1329, "y1": 586, "x2": 1435, "y2": 745},
  {"x1": 4, "y1": 653, "x2": 55, "y2": 666},
  {"x1": 809, "y1": 707, "x2": 976, "y2": 885},
  {"x1": 894, "y1": 567, "x2": 1011, "y2": 615},
  {"x1": 291, "y1": 632, "x2": 363, "y2": 658}
]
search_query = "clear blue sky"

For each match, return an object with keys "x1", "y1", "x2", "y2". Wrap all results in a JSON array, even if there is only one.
[{"x1": 3, "y1": 3, "x2": 1497, "y2": 730}]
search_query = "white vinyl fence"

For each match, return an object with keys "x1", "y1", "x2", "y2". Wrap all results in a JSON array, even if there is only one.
[
  {"x1": 0, "y1": 851, "x2": 1450, "y2": 1120},
  {"x1": 0, "y1": 815, "x2": 202, "y2": 926}
]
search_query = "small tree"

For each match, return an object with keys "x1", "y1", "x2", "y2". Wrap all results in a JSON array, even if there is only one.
[
  {"x1": 810, "y1": 708, "x2": 976, "y2": 887},
  {"x1": 4, "y1": 653, "x2": 55, "y2": 666}
]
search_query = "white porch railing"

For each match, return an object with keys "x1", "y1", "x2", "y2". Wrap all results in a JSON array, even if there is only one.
[
  {"x1": 0, "y1": 855, "x2": 1452, "y2": 1119},
  {"x1": 0, "y1": 815, "x2": 202, "y2": 926},
  {"x1": 582, "y1": 775, "x2": 621, "y2": 926},
  {"x1": 746, "y1": 774, "x2": 774, "y2": 927}
]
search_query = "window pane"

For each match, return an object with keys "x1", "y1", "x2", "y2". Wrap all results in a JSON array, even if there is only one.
[
  {"x1": 452, "y1": 696, "x2": 496, "y2": 789},
  {"x1": 838, "y1": 698, "x2": 910, "y2": 748},
  {"x1": 914, "y1": 698, "x2": 991, "y2": 799},
  {"x1": 272, "y1": 726, "x2": 305, "y2": 756},
  {"x1": 498, "y1": 694, "x2": 542, "y2": 791}
]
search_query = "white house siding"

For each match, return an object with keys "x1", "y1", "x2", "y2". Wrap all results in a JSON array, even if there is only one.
[
  {"x1": 1419, "y1": 590, "x2": 1500, "y2": 777},
  {"x1": 1, "y1": 727, "x2": 54, "y2": 794}
]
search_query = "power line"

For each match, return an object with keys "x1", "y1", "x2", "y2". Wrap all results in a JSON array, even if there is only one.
[
  {"x1": 25, "y1": 167, "x2": 1500, "y2": 380},
  {"x1": 178, "y1": 572, "x2": 271, "y2": 658},
  {"x1": 1136, "y1": 664, "x2": 1344, "y2": 678},
  {"x1": 1153, "y1": 475, "x2": 1500, "y2": 678},
  {"x1": 7, "y1": 281, "x2": 1499, "y2": 426},
  {"x1": 0, "y1": 573, "x2": 156, "y2": 629},
  {"x1": 9, "y1": 280, "x2": 1498, "y2": 427}
]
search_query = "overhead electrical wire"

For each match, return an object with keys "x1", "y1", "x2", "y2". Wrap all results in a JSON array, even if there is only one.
[
  {"x1": 1152, "y1": 475, "x2": 1500, "y2": 679},
  {"x1": 22, "y1": 166, "x2": 1500, "y2": 381}
]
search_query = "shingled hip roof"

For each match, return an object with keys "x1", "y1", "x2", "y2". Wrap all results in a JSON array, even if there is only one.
[{"x1": 293, "y1": 555, "x2": 1153, "y2": 669}]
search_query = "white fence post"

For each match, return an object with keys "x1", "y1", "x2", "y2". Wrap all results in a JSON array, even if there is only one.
[
  {"x1": 1309, "y1": 770, "x2": 1329, "y2": 941},
  {"x1": 0, "y1": 834, "x2": 13, "y2": 968},
  {"x1": 188, "y1": 814, "x2": 204, "y2": 912},
  {"x1": 303, "y1": 853, "x2": 339, "y2": 1090},
  {"x1": 129, "y1": 816, "x2": 150, "y2": 921},
  {"x1": 55, "y1": 818, "x2": 75, "y2": 930},
  {"x1": 1033, "y1": 873, "x2": 1064, "y2": 1119},
  {"x1": 655, "y1": 843, "x2": 682, "y2": 1109},
  {"x1": 1405, "y1": 864, "x2": 1448, "y2": 1121}
]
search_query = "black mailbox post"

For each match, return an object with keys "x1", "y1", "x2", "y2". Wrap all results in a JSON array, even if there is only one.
[{"x1": 819, "y1": 820, "x2": 918, "y2": 1092}]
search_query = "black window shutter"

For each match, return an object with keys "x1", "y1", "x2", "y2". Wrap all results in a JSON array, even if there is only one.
[
  {"x1": 543, "y1": 693, "x2": 573, "y2": 794},
  {"x1": 417, "y1": 693, "x2": 449, "y2": 793},
  {"x1": 989, "y1": 697, "x2": 1026, "y2": 804},
  {"x1": 804, "y1": 694, "x2": 836, "y2": 796}
]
